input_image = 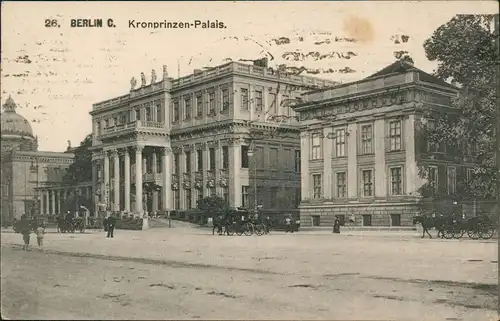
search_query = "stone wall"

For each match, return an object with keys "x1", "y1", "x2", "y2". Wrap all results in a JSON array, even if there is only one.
[{"x1": 300, "y1": 203, "x2": 420, "y2": 227}]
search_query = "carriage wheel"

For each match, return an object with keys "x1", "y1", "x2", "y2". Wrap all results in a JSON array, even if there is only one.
[
  {"x1": 226, "y1": 228, "x2": 235, "y2": 236},
  {"x1": 453, "y1": 228, "x2": 465, "y2": 239},
  {"x1": 243, "y1": 223, "x2": 254, "y2": 236},
  {"x1": 442, "y1": 225, "x2": 454, "y2": 239},
  {"x1": 236, "y1": 228, "x2": 243, "y2": 236},
  {"x1": 254, "y1": 224, "x2": 265, "y2": 236},
  {"x1": 479, "y1": 227, "x2": 495, "y2": 240},
  {"x1": 467, "y1": 228, "x2": 480, "y2": 240}
]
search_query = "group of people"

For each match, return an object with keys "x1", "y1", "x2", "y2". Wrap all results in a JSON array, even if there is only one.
[{"x1": 15, "y1": 214, "x2": 45, "y2": 251}]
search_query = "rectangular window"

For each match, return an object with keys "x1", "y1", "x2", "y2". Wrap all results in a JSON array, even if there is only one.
[
  {"x1": 241, "y1": 145, "x2": 249, "y2": 168},
  {"x1": 196, "y1": 95, "x2": 203, "y2": 117},
  {"x1": 255, "y1": 90, "x2": 263, "y2": 112},
  {"x1": 428, "y1": 166, "x2": 438, "y2": 193},
  {"x1": 157, "y1": 155, "x2": 162, "y2": 173},
  {"x1": 335, "y1": 128, "x2": 346, "y2": 157},
  {"x1": 447, "y1": 166, "x2": 456, "y2": 194},
  {"x1": 222, "y1": 146, "x2": 229, "y2": 169},
  {"x1": 466, "y1": 168, "x2": 474, "y2": 182},
  {"x1": 283, "y1": 149, "x2": 292, "y2": 170},
  {"x1": 173, "y1": 102, "x2": 179, "y2": 122},
  {"x1": 155, "y1": 104, "x2": 162, "y2": 123},
  {"x1": 427, "y1": 120, "x2": 439, "y2": 152},
  {"x1": 361, "y1": 124, "x2": 373, "y2": 155},
  {"x1": 185, "y1": 151, "x2": 191, "y2": 173},
  {"x1": 197, "y1": 190, "x2": 203, "y2": 201},
  {"x1": 270, "y1": 187, "x2": 278, "y2": 208},
  {"x1": 389, "y1": 120, "x2": 402, "y2": 151},
  {"x1": 196, "y1": 150, "x2": 203, "y2": 172},
  {"x1": 174, "y1": 191, "x2": 180, "y2": 209},
  {"x1": 135, "y1": 109, "x2": 140, "y2": 121},
  {"x1": 209, "y1": 148, "x2": 216, "y2": 171},
  {"x1": 209, "y1": 187, "x2": 216, "y2": 196},
  {"x1": 174, "y1": 154, "x2": 180, "y2": 174},
  {"x1": 336, "y1": 172, "x2": 347, "y2": 198},
  {"x1": 222, "y1": 88, "x2": 229, "y2": 111},
  {"x1": 208, "y1": 92, "x2": 215, "y2": 114},
  {"x1": 104, "y1": 119, "x2": 110, "y2": 128},
  {"x1": 120, "y1": 113, "x2": 127, "y2": 125},
  {"x1": 241, "y1": 88, "x2": 249, "y2": 110},
  {"x1": 391, "y1": 214, "x2": 401, "y2": 227},
  {"x1": 294, "y1": 150, "x2": 301, "y2": 172},
  {"x1": 311, "y1": 133, "x2": 322, "y2": 160},
  {"x1": 242, "y1": 186, "x2": 249, "y2": 208},
  {"x1": 313, "y1": 174, "x2": 322, "y2": 199},
  {"x1": 390, "y1": 167, "x2": 403, "y2": 195},
  {"x1": 362, "y1": 170, "x2": 373, "y2": 197},
  {"x1": 146, "y1": 107, "x2": 152, "y2": 121},
  {"x1": 282, "y1": 95, "x2": 290, "y2": 116},
  {"x1": 184, "y1": 97, "x2": 191, "y2": 120},
  {"x1": 312, "y1": 215, "x2": 321, "y2": 227},
  {"x1": 186, "y1": 189, "x2": 192, "y2": 209},
  {"x1": 113, "y1": 116, "x2": 118, "y2": 126},
  {"x1": 223, "y1": 187, "x2": 229, "y2": 203},
  {"x1": 362, "y1": 214, "x2": 372, "y2": 227},
  {"x1": 256, "y1": 147, "x2": 265, "y2": 168},
  {"x1": 270, "y1": 148, "x2": 279, "y2": 168}
]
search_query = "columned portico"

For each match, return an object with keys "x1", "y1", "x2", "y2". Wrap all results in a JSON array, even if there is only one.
[
  {"x1": 134, "y1": 146, "x2": 144, "y2": 216},
  {"x1": 161, "y1": 147, "x2": 172, "y2": 212},
  {"x1": 123, "y1": 148, "x2": 131, "y2": 212},
  {"x1": 112, "y1": 149, "x2": 120, "y2": 211}
]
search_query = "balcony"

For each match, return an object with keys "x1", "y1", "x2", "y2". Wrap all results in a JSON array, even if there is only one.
[{"x1": 98, "y1": 120, "x2": 166, "y2": 140}]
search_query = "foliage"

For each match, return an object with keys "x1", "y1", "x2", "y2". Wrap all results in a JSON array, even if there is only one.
[
  {"x1": 418, "y1": 14, "x2": 498, "y2": 200},
  {"x1": 196, "y1": 195, "x2": 230, "y2": 217},
  {"x1": 63, "y1": 134, "x2": 93, "y2": 185}
]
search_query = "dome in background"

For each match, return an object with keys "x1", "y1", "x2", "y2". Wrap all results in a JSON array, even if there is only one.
[{"x1": 1, "y1": 96, "x2": 35, "y2": 139}]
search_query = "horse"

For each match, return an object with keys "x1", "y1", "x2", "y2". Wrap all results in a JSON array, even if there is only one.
[
  {"x1": 212, "y1": 215, "x2": 224, "y2": 235},
  {"x1": 412, "y1": 215, "x2": 445, "y2": 239}
]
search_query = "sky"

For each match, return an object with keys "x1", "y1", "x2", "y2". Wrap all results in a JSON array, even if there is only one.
[{"x1": 1, "y1": 1, "x2": 497, "y2": 152}]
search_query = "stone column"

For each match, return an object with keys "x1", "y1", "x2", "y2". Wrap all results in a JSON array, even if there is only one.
[
  {"x1": 323, "y1": 127, "x2": 333, "y2": 199},
  {"x1": 103, "y1": 151, "x2": 110, "y2": 210},
  {"x1": 152, "y1": 149, "x2": 159, "y2": 213},
  {"x1": 405, "y1": 114, "x2": 418, "y2": 195},
  {"x1": 134, "y1": 146, "x2": 144, "y2": 216},
  {"x1": 112, "y1": 150, "x2": 120, "y2": 212},
  {"x1": 152, "y1": 150, "x2": 157, "y2": 175},
  {"x1": 347, "y1": 123, "x2": 358, "y2": 198},
  {"x1": 300, "y1": 132, "x2": 310, "y2": 200},
  {"x1": 215, "y1": 142, "x2": 222, "y2": 196},
  {"x1": 229, "y1": 139, "x2": 241, "y2": 207},
  {"x1": 202, "y1": 145, "x2": 210, "y2": 197},
  {"x1": 123, "y1": 148, "x2": 131, "y2": 212},
  {"x1": 162, "y1": 147, "x2": 172, "y2": 211},
  {"x1": 51, "y1": 190, "x2": 56, "y2": 215},
  {"x1": 178, "y1": 149, "x2": 185, "y2": 209},
  {"x1": 249, "y1": 84, "x2": 255, "y2": 121},
  {"x1": 44, "y1": 191, "x2": 49, "y2": 215},
  {"x1": 374, "y1": 118, "x2": 387, "y2": 198},
  {"x1": 56, "y1": 190, "x2": 61, "y2": 214},
  {"x1": 91, "y1": 161, "x2": 97, "y2": 211}
]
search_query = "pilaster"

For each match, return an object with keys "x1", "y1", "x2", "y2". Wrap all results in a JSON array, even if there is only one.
[
  {"x1": 229, "y1": 138, "x2": 241, "y2": 207},
  {"x1": 123, "y1": 148, "x2": 131, "y2": 212},
  {"x1": 405, "y1": 114, "x2": 418, "y2": 195},
  {"x1": 347, "y1": 123, "x2": 358, "y2": 198},
  {"x1": 300, "y1": 133, "x2": 309, "y2": 200}
]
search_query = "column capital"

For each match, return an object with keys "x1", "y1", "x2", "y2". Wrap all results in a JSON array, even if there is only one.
[
  {"x1": 195, "y1": 142, "x2": 207, "y2": 150},
  {"x1": 207, "y1": 140, "x2": 220, "y2": 148},
  {"x1": 119, "y1": 147, "x2": 130, "y2": 156},
  {"x1": 132, "y1": 145, "x2": 144, "y2": 153},
  {"x1": 105, "y1": 149, "x2": 118, "y2": 156},
  {"x1": 160, "y1": 146, "x2": 172, "y2": 154},
  {"x1": 172, "y1": 146, "x2": 183, "y2": 154}
]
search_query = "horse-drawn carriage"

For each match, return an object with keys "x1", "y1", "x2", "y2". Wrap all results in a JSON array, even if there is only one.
[
  {"x1": 213, "y1": 208, "x2": 268, "y2": 236},
  {"x1": 414, "y1": 214, "x2": 496, "y2": 240},
  {"x1": 57, "y1": 216, "x2": 85, "y2": 233}
]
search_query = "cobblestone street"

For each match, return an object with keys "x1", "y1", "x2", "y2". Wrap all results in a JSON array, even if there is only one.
[{"x1": 1, "y1": 228, "x2": 497, "y2": 320}]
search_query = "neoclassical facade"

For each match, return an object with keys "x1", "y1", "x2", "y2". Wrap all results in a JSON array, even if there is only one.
[
  {"x1": 294, "y1": 61, "x2": 465, "y2": 227},
  {"x1": 89, "y1": 60, "x2": 335, "y2": 225},
  {"x1": 0, "y1": 97, "x2": 89, "y2": 223}
]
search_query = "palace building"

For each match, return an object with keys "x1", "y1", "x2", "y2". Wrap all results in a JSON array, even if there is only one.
[
  {"x1": 0, "y1": 96, "x2": 91, "y2": 224},
  {"x1": 89, "y1": 59, "x2": 335, "y2": 226},
  {"x1": 294, "y1": 60, "x2": 466, "y2": 227}
]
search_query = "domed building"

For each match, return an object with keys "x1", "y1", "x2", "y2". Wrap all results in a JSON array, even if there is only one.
[{"x1": 1, "y1": 96, "x2": 91, "y2": 225}]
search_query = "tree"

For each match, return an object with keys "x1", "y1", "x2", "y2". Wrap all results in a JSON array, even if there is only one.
[
  {"x1": 419, "y1": 14, "x2": 498, "y2": 200},
  {"x1": 63, "y1": 134, "x2": 93, "y2": 185},
  {"x1": 196, "y1": 195, "x2": 230, "y2": 217}
]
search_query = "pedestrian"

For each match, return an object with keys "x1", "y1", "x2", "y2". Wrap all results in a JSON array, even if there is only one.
[
  {"x1": 36, "y1": 224, "x2": 46, "y2": 250},
  {"x1": 19, "y1": 215, "x2": 31, "y2": 251},
  {"x1": 285, "y1": 215, "x2": 292, "y2": 233},
  {"x1": 103, "y1": 216, "x2": 109, "y2": 234},
  {"x1": 333, "y1": 216, "x2": 340, "y2": 233},
  {"x1": 107, "y1": 214, "x2": 117, "y2": 238}
]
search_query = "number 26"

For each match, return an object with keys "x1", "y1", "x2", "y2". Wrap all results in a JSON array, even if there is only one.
[{"x1": 45, "y1": 19, "x2": 58, "y2": 27}]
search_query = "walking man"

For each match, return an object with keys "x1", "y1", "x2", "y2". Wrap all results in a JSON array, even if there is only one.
[
  {"x1": 36, "y1": 223, "x2": 46, "y2": 250},
  {"x1": 19, "y1": 215, "x2": 31, "y2": 251},
  {"x1": 106, "y1": 213, "x2": 117, "y2": 238},
  {"x1": 285, "y1": 215, "x2": 292, "y2": 233}
]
